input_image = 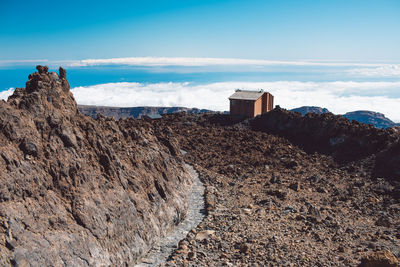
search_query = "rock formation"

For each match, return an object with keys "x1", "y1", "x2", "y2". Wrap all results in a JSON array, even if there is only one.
[
  {"x1": 359, "y1": 250, "x2": 400, "y2": 267},
  {"x1": 0, "y1": 66, "x2": 191, "y2": 266},
  {"x1": 250, "y1": 107, "x2": 400, "y2": 164}
]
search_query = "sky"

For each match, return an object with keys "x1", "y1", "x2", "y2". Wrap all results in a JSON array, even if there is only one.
[
  {"x1": 1, "y1": 0, "x2": 400, "y2": 122},
  {"x1": 1, "y1": 0, "x2": 400, "y2": 61}
]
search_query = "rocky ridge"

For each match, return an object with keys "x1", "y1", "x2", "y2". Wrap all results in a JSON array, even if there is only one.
[
  {"x1": 0, "y1": 66, "x2": 192, "y2": 266},
  {"x1": 251, "y1": 107, "x2": 400, "y2": 176}
]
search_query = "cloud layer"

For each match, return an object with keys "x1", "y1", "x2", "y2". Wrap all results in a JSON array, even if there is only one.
[
  {"x1": 1, "y1": 81, "x2": 399, "y2": 122},
  {"x1": 69, "y1": 56, "x2": 394, "y2": 68},
  {"x1": 70, "y1": 81, "x2": 400, "y2": 122},
  {"x1": 2, "y1": 57, "x2": 400, "y2": 78},
  {"x1": 348, "y1": 64, "x2": 400, "y2": 77}
]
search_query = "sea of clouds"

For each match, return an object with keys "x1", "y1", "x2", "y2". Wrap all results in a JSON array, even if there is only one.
[{"x1": 1, "y1": 80, "x2": 399, "y2": 122}]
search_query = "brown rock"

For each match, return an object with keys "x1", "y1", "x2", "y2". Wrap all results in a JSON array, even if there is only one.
[
  {"x1": 240, "y1": 243, "x2": 250, "y2": 254},
  {"x1": 289, "y1": 182, "x2": 300, "y2": 191},
  {"x1": 359, "y1": 250, "x2": 399, "y2": 267},
  {"x1": 0, "y1": 66, "x2": 192, "y2": 266},
  {"x1": 195, "y1": 230, "x2": 215, "y2": 241},
  {"x1": 187, "y1": 251, "x2": 197, "y2": 260}
]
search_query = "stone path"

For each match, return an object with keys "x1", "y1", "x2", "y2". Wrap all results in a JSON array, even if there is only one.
[{"x1": 135, "y1": 163, "x2": 205, "y2": 267}]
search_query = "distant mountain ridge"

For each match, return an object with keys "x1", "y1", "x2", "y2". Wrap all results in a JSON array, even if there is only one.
[
  {"x1": 78, "y1": 104, "x2": 398, "y2": 129},
  {"x1": 291, "y1": 106, "x2": 399, "y2": 129},
  {"x1": 291, "y1": 106, "x2": 330, "y2": 115},
  {"x1": 78, "y1": 105, "x2": 213, "y2": 120},
  {"x1": 342, "y1": 110, "x2": 400, "y2": 129}
]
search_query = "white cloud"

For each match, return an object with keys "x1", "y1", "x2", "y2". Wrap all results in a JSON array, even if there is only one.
[
  {"x1": 0, "y1": 59, "x2": 49, "y2": 67},
  {"x1": 0, "y1": 88, "x2": 14, "y2": 100},
  {"x1": 1, "y1": 81, "x2": 399, "y2": 122},
  {"x1": 3, "y1": 57, "x2": 400, "y2": 78},
  {"x1": 348, "y1": 64, "x2": 400, "y2": 77},
  {"x1": 70, "y1": 81, "x2": 400, "y2": 122},
  {"x1": 68, "y1": 56, "x2": 392, "y2": 68}
]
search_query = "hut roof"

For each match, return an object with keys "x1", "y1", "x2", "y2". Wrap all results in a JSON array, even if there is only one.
[{"x1": 229, "y1": 89, "x2": 264, "y2": 101}]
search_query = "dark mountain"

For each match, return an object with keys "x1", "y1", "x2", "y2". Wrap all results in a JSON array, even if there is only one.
[
  {"x1": 291, "y1": 106, "x2": 398, "y2": 129},
  {"x1": 78, "y1": 105, "x2": 213, "y2": 120},
  {"x1": 343, "y1": 110, "x2": 398, "y2": 129},
  {"x1": 291, "y1": 106, "x2": 330, "y2": 115}
]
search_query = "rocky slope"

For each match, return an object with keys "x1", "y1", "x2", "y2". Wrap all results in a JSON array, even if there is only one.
[
  {"x1": 251, "y1": 107, "x2": 400, "y2": 164},
  {"x1": 152, "y1": 113, "x2": 400, "y2": 266},
  {"x1": 250, "y1": 107, "x2": 400, "y2": 181},
  {"x1": 0, "y1": 66, "x2": 192, "y2": 266},
  {"x1": 78, "y1": 105, "x2": 212, "y2": 120}
]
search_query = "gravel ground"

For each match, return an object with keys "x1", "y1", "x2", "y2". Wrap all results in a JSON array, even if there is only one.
[{"x1": 154, "y1": 114, "x2": 400, "y2": 267}]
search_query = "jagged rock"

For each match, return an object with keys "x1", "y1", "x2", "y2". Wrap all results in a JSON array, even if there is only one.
[
  {"x1": 250, "y1": 106, "x2": 400, "y2": 180},
  {"x1": 36, "y1": 65, "x2": 49, "y2": 74},
  {"x1": 59, "y1": 67, "x2": 67, "y2": 79},
  {"x1": 0, "y1": 66, "x2": 191, "y2": 266}
]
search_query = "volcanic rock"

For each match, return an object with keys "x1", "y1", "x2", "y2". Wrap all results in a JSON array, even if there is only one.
[
  {"x1": 359, "y1": 250, "x2": 399, "y2": 267},
  {"x1": 155, "y1": 112, "x2": 400, "y2": 266},
  {"x1": 250, "y1": 106, "x2": 400, "y2": 170},
  {"x1": 0, "y1": 66, "x2": 191, "y2": 266}
]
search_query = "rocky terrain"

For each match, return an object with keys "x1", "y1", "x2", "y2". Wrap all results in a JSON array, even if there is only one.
[
  {"x1": 150, "y1": 112, "x2": 400, "y2": 266},
  {"x1": 78, "y1": 105, "x2": 212, "y2": 120},
  {"x1": 0, "y1": 66, "x2": 193, "y2": 266},
  {"x1": 1, "y1": 66, "x2": 400, "y2": 266}
]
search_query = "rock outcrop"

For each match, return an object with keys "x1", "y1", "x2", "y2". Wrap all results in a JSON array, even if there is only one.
[
  {"x1": 0, "y1": 66, "x2": 191, "y2": 266},
  {"x1": 250, "y1": 107, "x2": 399, "y2": 164},
  {"x1": 359, "y1": 250, "x2": 400, "y2": 267},
  {"x1": 373, "y1": 141, "x2": 400, "y2": 182}
]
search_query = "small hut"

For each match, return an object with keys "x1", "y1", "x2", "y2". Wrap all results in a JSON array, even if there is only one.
[{"x1": 229, "y1": 89, "x2": 274, "y2": 118}]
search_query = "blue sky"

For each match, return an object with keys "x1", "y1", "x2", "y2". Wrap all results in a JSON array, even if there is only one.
[{"x1": 1, "y1": 0, "x2": 400, "y2": 61}]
